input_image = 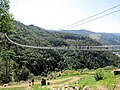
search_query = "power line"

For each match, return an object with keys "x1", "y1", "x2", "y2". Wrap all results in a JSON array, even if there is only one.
[
  {"x1": 62, "y1": 4, "x2": 120, "y2": 29},
  {"x1": 68, "y1": 9, "x2": 120, "y2": 29}
]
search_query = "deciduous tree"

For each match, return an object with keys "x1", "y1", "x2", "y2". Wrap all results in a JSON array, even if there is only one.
[{"x1": 0, "y1": 0, "x2": 15, "y2": 34}]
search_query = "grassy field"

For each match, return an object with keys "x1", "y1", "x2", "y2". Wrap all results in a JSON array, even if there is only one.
[
  {"x1": 69, "y1": 69, "x2": 120, "y2": 90},
  {"x1": 31, "y1": 69, "x2": 120, "y2": 90},
  {"x1": 0, "y1": 69, "x2": 120, "y2": 90},
  {"x1": 32, "y1": 84, "x2": 50, "y2": 90}
]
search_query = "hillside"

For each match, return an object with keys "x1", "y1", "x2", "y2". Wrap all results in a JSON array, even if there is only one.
[
  {"x1": 60, "y1": 29, "x2": 120, "y2": 45},
  {"x1": 61, "y1": 29, "x2": 94, "y2": 36},
  {"x1": 11, "y1": 22, "x2": 100, "y2": 47},
  {"x1": 8, "y1": 21, "x2": 120, "y2": 70},
  {"x1": 0, "y1": 21, "x2": 120, "y2": 84}
]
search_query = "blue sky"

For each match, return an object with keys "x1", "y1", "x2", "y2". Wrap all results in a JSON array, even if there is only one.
[{"x1": 9, "y1": 0, "x2": 120, "y2": 33}]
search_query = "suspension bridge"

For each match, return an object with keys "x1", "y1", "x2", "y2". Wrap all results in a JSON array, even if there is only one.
[{"x1": 5, "y1": 33, "x2": 120, "y2": 51}]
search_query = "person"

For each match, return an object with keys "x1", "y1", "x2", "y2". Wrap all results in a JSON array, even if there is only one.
[{"x1": 31, "y1": 79, "x2": 34, "y2": 85}]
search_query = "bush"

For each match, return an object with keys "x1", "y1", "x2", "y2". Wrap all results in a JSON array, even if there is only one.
[
  {"x1": 104, "y1": 65, "x2": 114, "y2": 70},
  {"x1": 94, "y1": 68, "x2": 106, "y2": 81}
]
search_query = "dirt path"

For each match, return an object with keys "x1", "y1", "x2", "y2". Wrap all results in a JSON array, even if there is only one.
[
  {"x1": 0, "y1": 76, "x2": 80, "y2": 89},
  {"x1": 0, "y1": 83, "x2": 28, "y2": 89},
  {"x1": 96, "y1": 85, "x2": 108, "y2": 90},
  {"x1": 47, "y1": 76, "x2": 80, "y2": 88},
  {"x1": 114, "y1": 82, "x2": 120, "y2": 90},
  {"x1": 46, "y1": 77, "x2": 74, "y2": 84}
]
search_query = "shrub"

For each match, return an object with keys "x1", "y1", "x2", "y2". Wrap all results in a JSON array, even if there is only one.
[
  {"x1": 104, "y1": 65, "x2": 114, "y2": 70},
  {"x1": 94, "y1": 68, "x2": 106, "y2": 81}
]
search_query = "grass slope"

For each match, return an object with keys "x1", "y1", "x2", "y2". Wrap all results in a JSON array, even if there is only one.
[{"x1": 0, "y1": 69, "x2": 120, "y2": 90}]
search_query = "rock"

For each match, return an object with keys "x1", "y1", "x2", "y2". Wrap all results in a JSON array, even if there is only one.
[{"x1": 83, "y1": 86, "x2": 90, "y2": 90}]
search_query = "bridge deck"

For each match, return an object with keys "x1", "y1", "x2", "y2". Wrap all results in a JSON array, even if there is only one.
[{"x1": 5, "y1": 33, "x2": 120, "y2": 51}]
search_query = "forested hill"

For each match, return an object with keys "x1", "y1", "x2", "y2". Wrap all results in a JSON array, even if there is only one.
[
  {"x1": 0, "y1": 21, "x2": 120, "y2": 83},
  {"x1": 60, "y1": 29, "x2": 120, "y2": 45},
  {"x1": 10, "y1": 21, "x2": 100, "y2": 47},
  {"x1": 7, "y1": 21, "x2": 120, "y2": 70}
]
